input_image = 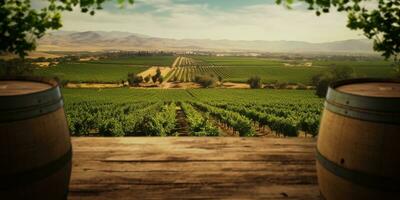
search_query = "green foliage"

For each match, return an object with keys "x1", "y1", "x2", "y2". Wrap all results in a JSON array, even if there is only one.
[
  {"x1": 277, "y1": 0, "x2": 400, "y2": 62},
  {"x1": 0, "y1": 59, "x2": 34, "y2": 75},
  {"x1": 99, "y1": 118, "x2": 124, "y2": 136},
  {"x1": 156, "y1": 68, "x2": 162, "y2": 78},
  {"x1": 181, "y1": 102, "x2": 219, "y2": 136},
  {"x1": 194, "y1": 74, "x2": 218, "y2": 88},
  {"x1": 217, "y1": 75, "x2": 223, "y2": 83},
  {"x1": 62, "y1": 88, "x2": 323, "y2": 137},
  {"x1": 150, "y1": 68, "x2": 163, "y2": 83},
  {"x1": 312, "y1": 66, "x2": 355, "y2": 97},
  {"x1": 127, "y1": 73, "x2": 143, "y2": 86},
  {"x1": 140, "y1": 103, "x2": 177, "y2": 136},
  {"x1": 247, "y1": 76, "x2": 262, "y2": 88},
  {"x1": 0, "y1": 0, "x2": 134, "y2": 57},
  {"x1": 194, "y1": 102, "x2": 255, "y2": 137},
  {"x1": 144, "y1": 75, "x2": 151, "y2": 83},
  {"x1": 158, "y1": 75, "x2": 164, "y2": 83}
]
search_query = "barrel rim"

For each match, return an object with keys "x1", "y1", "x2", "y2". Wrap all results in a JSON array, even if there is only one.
[
  {"x1": 0, "y1": 76, "x2": 64, "y2": 122},
  {"x1": 329, "y1": 78, "x2": 400, "y2": 100},
  {"x1": 0, "y1": 76, "x2": 59, "y2": 97},
  {"x1": 325, "y1": 78, "x2": 400, "y2": 123}
]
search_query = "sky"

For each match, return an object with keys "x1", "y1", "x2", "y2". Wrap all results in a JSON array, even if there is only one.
[{"x1": 42, "y1": 0, "x2": 365, "y2": 43}]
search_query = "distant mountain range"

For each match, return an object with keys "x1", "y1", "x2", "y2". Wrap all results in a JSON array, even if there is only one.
[{"x1": 37, "y1": 31, "x2": 374, "y2": 53}]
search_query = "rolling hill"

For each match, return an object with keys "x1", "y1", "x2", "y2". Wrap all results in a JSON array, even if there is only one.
[{"x1": 38, "y1": 31, "x2": 374, "y2": 53}]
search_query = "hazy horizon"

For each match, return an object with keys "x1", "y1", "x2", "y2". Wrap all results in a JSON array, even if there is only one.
[
  {"x1": 49, "y1": 30, "x2": 371, "y2": 44},
  {"x1": 34, "y1": 0, "x2": 365, "y2": 43}
]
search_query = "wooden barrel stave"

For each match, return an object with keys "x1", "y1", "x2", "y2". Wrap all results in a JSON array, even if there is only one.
[
  {"x1": 0, "y1": 77, "x2": 71, "y2": 200},
  {"x1": 317, "y1": 78, "x2": 400, "y2": 200}
]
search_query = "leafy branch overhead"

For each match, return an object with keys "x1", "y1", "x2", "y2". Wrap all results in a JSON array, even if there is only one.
[
  {"x1": 277, "y1": 0, "x2": 400, "y2": 62},
  {"x1": 0, "y1": 0, "x2": 133, "y2": 57}
]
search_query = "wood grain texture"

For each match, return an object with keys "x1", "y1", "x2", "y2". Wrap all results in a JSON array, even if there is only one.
[
  {"x1": 317, "y1": 109, "x2": 400, "y2": 200},
  {"x1": 0, "y1": 108, "x2": 71, "y2": 200},
  {"x1": 0, "y1": 81, "x2": 51, "y2": 96},
  {"x1": 336, "y1": 82, "x2": 400, "y2": 97},
  {"x1": 69, "y1": 137, "x2": 319, "y2": 200}
]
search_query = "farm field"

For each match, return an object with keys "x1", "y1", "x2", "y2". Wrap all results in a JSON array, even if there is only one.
[
  {"x1": 63, "y1": 88, "x2": 323, "y2": 137},
  {"x1": 163, "y1": 56, "x2": 395, "y2": 84},
  {"x1": 189, "y1": 56, "x2": 395, "y2": 84},
  {"x1": 191, "y1": 56, "x2": 285, "y2": 66},
  {"x1": 88, "y1": 55, "x2": 175, "y2": 66},
  {"x1": 33, "y1": 55, "x2": 396, "y2": 85},
  {"x1": 35, "y1": 62, "x2": 148, "y2": 83},
  {"x1": 219, "y1": 66, "x2": 326, "y2": 84},
  {"x1": 164, "y1": 56, "x2": 229, "y2": 82}
]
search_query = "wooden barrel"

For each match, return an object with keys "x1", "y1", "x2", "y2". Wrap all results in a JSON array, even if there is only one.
[
  {"x1": 0, "y1": 77, "x2": 72, "y2": 200},
  {"x1": 317, "y1": 78, "x2": 400, "y2": 199}
]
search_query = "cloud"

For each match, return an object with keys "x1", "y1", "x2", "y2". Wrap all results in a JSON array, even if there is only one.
[{"x1": 58, "y1": 0, "x2": 364, "y2": 42}]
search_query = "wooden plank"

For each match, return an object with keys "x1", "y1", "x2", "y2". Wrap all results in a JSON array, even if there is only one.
[{"x1": 68, "y1": 137, "x2": 320, "y2": 200}]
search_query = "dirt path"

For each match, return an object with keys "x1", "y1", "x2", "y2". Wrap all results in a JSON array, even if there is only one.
[{"x1": 174, "y1": 106, "x2": 190, "y2": 136}]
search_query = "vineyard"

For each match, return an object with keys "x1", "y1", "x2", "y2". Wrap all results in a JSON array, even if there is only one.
[
  {"x1": 63, "y1": 88, "x2": 323, "y2": 137},
  {"x1": 164, "y1": 56, "x2": 231, "y2": 82},
  {"x1": 33, "y1": 55, "x2": 395, "y2": 85},
  {"x1": 35, "y1": 62, "x2": 148, "y2": 83}
]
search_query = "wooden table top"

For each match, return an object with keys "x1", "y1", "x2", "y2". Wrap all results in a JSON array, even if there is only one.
[{"x1": 68, "y1": 137, "x2": 320, "y2": 200}]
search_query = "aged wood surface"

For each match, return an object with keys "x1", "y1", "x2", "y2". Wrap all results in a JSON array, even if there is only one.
[{"x1": 68, "y1": 137, "x2": 320, "y2": 200}]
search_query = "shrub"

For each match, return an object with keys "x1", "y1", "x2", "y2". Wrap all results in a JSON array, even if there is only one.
[
  {"x1": 99, "y1": 118, "x2": 124, "y2": 137},
  {"x1": 144, "y1": 75, "x2": 151, "y2": 83},
  {"x1": 0, "y1": 59, "x2": 34, "y2": 76},
  {"x1": 60, "y1": 79, "x2": 69, "y2": 88},
  {"x1": 151, "y1": 75, "x2": 158, "y2": 83},
  {"x1": 247, "y1": 76, "x2": 262, "y2": 89},
  {"x1": 218, "y1": 75, "x2": 223, "y2": 83},
  {"x1": 155, "y1": 68, "x2": 162, "y2": 78},
  {"x1": 194, "y1": 74, "x2": 217, "y2": 88},
  {"x1": 127, "y1": 73, "x2": 143, "y2": 86},
  {"x1": 312, "y1": 66, "x2": 354, "y2": 98}
]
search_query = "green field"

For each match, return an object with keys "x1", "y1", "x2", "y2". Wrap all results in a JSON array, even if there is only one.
[
  {"x1": 220, "y1": 66, "x2": 326, "y2": 84},
  {"x1": 63, "y1": 88, "x2": 322, "y2": 137},
  {"x1": 192, "y1": 56, "x2": 284, "y2": 66},
  {"x1": 88, "y1": 56, "x2": 175, "y2": 66},
  {"x1": 35, "y1": 62, "x2": 148, "y2": 83},
  {"x1": 313, "y1": 60, "x2": 396, "y2": 78},
  {"x1": 63, "y1": 88, "x2": 321, "y2": 103},
  {"x1": 35, "y1": 55, "x2": 396, "y2": 84},
  {"x1": 168, "y1": 56, "x2": 395, "y2": 84}
]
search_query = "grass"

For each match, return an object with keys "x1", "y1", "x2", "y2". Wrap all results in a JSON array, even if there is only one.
[
  {"x1": 193, "y1": 56, "x2": 284, "y2": 66},
  {"x1": 35, "y1": 62, "x2": 147, "y2": 83},
  {"x1": 189, "y1": 56, "x2": 395, "y2": 84},
  {"x1": 221, "y1": 66, "x2": 327, "y2": 84},
  {"x1": 313, "y1": 60, "x2": 396, "y2": 78},
  {"x1": 88, "y1": 56, "x2": 176, "y2": 66}
]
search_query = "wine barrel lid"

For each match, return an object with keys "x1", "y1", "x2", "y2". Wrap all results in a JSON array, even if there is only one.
[
  {"x1": 0, "y1": 80, "x2": 52, "y2": 96},
  {"x1": 337, "y1": 82, "x2": 400, "y2": 97},
  {"x1": 325, "y1": 78, "x2": 400, "y2": 124},
  {"x1": 0, "y1": 76, "x2": 63, "y2": 122}
]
